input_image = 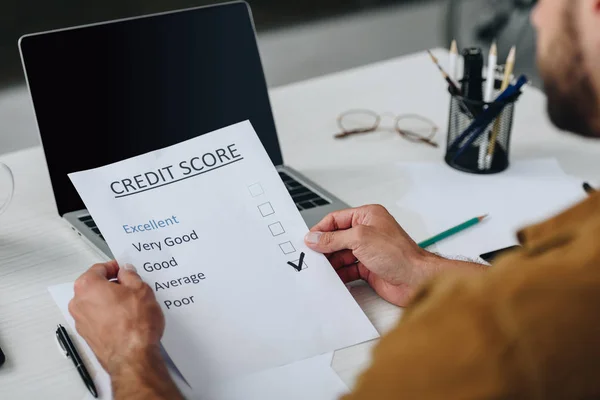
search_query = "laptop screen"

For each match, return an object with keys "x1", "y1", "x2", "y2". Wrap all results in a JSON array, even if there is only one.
[{"x1": 19, "y1": 2, "x2": 282, "y2": 216}]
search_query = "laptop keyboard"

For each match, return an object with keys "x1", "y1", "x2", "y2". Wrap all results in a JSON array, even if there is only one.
[
  {"x1": 278, "y1": 172, "x2": 331, "y2": 211},
  {"x1": 78, "y1": 215, "x2": 105, "y2": 241},
  {"x1": 78, "y1": 172, "x2": 330, "y2": 241}
]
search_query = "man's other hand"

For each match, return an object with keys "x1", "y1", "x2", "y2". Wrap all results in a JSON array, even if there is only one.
[
  {"x1": 305, "y1": 205, "x2": 446, "y2": 307},
  {"x1": 68, "y1": 261, "x2": 165, "y2": 375}
]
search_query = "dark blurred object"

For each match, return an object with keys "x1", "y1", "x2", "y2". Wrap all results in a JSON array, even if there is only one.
[
  {"x1": 583, "y1": 182, "x2": 596, "y2": 195},
  {"x1": 473, "y1": 0, "x2": 536, "y2": 42},
  {"x1": 1, "y1": 0, "x2": 416, "y2": 89},
  {"x1": 445, "y1": 0, "x2": 539, "y2": 87},
  {"x1": 480, "y1": 245, "x2": 521, "y2": 263},
  {"x1": 461, "y1": 47, "x2": 484, "y2": 106}
]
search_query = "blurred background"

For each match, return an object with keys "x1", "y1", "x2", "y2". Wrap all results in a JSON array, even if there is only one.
[{"x1": 0, "y1": 0, "x2": 537, "y2": 154}]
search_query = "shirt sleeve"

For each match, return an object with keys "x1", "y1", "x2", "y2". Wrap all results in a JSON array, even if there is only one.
[{"x1": 342, "y1": 222, "x2": 600, "y2": 400}]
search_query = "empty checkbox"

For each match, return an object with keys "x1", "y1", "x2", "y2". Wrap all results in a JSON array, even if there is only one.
[
  {"x1": 268, "y1": 222, "x2": 285, "y2": 236},
  {"x1": 279, "y1": 241, "x2": 296, "y2": 255},
  {"x1": 248, "y1": 183, "x2": 264, "y2": 197},
  {"x1": 258, "y1": 202, "x2": 275, "y2": 217}
]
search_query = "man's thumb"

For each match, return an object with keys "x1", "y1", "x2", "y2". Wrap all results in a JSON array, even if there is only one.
[
  {"x1": 304, "y1": 230, "x2": 354, "y2": 253},
  {"x1": 118, "y1": 263, "x2": 143, "y2": 287}
]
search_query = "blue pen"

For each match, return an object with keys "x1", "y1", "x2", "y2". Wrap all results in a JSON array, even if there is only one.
[
  {"x1": 449, "y1": 75, "x2": 528, "y2": 159},
  {"x1": 449, "y1": 75, "x2": 528, "y2": 152}
]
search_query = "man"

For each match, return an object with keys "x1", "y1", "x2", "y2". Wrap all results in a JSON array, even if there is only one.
[{"x1": 69, "y1": 0, "x2": 600, "y2": 398}]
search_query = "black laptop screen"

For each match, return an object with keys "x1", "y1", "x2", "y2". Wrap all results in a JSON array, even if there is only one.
[{"x1": 19, "y1": 2, "x2": 282, "y2": 216}]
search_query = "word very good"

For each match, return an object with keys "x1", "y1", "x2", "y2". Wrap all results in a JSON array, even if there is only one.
[
  {"x1": 143, "y1": 257, "x2": 178, "y2": 272},
  {"x1": 123, "y1": 215, "x2": 180, "y2": 234},
  {"x1": 132, "y1": 230, "x2": 199, "y2": 252},
  {"x1": 110, "y1": 143, "x2": 242, "y2": 196},
  {"x1": 154, "y1": 272, "x2": 207, "y2": 292}
]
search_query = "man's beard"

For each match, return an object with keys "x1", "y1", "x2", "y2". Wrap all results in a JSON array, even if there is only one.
[{"x1": 539, "y1": 7, "x2": 600, "y2": 138}]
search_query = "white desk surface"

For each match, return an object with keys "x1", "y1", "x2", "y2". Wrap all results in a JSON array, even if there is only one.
[{"x1": 1, "y1": 49, "x2": 599, "y2": 399}]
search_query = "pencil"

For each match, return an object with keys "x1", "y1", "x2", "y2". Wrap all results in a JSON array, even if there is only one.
[
  {"x1": 486, "y1": 46, "x2": 516, "y2": 169},
  {"x1": 418, "y1": 215, "x2": 488, "y2": 249},
  {"x1": 427, "y1": 50, "x2": 462, "y2": 96},
  {"x1": 449, "y1": 40, "x2": 458, "y2": 81}
]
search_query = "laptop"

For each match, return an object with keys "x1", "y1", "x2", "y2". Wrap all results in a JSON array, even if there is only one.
[{"x1": 19, "y1": 1, "x2": 347, "y2": 258}]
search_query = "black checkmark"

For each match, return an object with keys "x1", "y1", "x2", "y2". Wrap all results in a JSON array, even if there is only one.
[{"x1": 287, "y1": 252, "x2": 305, "y2": 272}]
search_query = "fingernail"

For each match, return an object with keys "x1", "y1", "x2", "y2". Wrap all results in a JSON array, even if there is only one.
[
  {"x1": 305, "y1": 232, "x2": 322, "y2": 244},
  {"x1": 123, "y1": 263, "x2": 137, "y2": 272}
]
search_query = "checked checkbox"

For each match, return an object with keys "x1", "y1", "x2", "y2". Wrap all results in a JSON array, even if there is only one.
[{"x1": 287, "y1": 252, "x2": 307, "y2": 271}]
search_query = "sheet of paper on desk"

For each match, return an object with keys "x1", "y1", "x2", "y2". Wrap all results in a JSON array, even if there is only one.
[
  {"x1": 48, "y1": 283, "x2": 348, "y2": 400},
  {"x1": 48, "y1": 283, "x2": 194, "y2": 400},
  {"x1": 68, "y1": 121, "x2": 378, "y2": 390},
  {"x1": 396, "y1": 160, "x2": 586, "y2": 260},
  {"x1": 205, "y1": 352, "x2": 349, "y2": 400}
]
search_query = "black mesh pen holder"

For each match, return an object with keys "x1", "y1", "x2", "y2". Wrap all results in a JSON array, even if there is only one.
[{"x1": 445, "y1": 82, "x2": 521, "y2": 175}]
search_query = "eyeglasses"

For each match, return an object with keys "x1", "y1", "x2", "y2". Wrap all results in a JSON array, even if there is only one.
[{"x1": 334, "y1": 110, "x2": 439, "y2": 147}]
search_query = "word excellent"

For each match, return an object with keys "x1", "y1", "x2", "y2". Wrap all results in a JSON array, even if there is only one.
[{"x1": 110, "y1": 143, "x2": 242, "y2": 197}]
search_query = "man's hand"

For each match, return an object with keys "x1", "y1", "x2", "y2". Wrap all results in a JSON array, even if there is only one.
[
  {"x1": 305, "y1": 205, "x2": 483, "y2": 307},
  {"x1": 69, "y1": 261, "x2": 164, "y2": 374},
  {"x1": 69, "y1": 261, "x2": 183, "y2": 400}
]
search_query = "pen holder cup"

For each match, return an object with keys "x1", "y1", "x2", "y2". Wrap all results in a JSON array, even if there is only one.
[{"x1": 445, "y1": 85, "x2": 521, "y2": 174}]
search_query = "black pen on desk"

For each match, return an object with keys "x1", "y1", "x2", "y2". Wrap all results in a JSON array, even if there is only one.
[{"x1": 56, "y1": 324, "x2": 98, "y2": 398}]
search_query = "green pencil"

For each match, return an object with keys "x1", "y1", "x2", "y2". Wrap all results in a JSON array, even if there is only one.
[{"x1": 418, "y1": 215, "x2": 488, "y2": 249}]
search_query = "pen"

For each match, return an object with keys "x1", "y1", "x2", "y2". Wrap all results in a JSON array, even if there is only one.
[
  {"x1": 486, "y1": 46, "x2": 516, "y2": 169},
  {"x1": 449, "y1": 39, "x2": 458, "y2": 81},
  {"x1": 56, "y1": 324, "x2": 98, "y2": 398},
  {"x1": 450, "y1": 75, "x2": 528, "y2": 161},
  {"x1": 479, "y1": 42, "x2": 498, "y2": 170},
  {"x1": 449, "y1": 75, "x2": 527, "y2": 152}
]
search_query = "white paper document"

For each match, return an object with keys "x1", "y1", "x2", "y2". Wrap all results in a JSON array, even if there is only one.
[
  {"x1": 68, "y1": 121, "x2": 378, "y2": 390},
  {"x1": 205, "y1": 352, "x2": 349, "y2": 400},
  {"x1": 48, "y1": 283, "x2": 112, "y2": 400},
  {"x1": 396, "y1": 160, "x2": 586, "y2": 259},
  {"x1": 48, "y1": 283, "x2": 349, "y2": 400}
]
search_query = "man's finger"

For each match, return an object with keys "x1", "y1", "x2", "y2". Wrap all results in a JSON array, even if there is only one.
[
  {"x1": 117, "y1": 264, "x2": 144, "y2": 288},
  {"x1": 73, "y1": 261, "x2": 120, "y2": 294},
  {"x1": 82, "y1": 261, "x2": 120, "y2": 282},
  {"x1": 327, "y1": 250, "x2": 357, "y2": 270},
  {"x1": 337, "y1": 263, "x2": 370, "y2": 284},
  {"x1": 337, "y1": 264, "x2": 361, "y2": 284},
  {"x1": 310, "y1": 208, "x2": 359, "y2": 233}
]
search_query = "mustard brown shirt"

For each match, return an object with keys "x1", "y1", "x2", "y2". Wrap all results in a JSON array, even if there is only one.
[{"x1": 345, "y1": 192, "x2": 600, "y2": 399}]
